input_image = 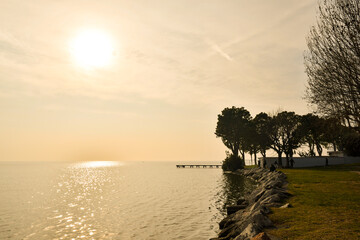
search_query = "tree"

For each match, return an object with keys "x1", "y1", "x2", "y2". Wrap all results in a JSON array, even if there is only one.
[
  {"x1": 215, "y1": 107, "x2": 252, "y2": 168},
  {"x1": 300, "y1": 114, "x2": 328, "y2": 156},
  {"x1": 245, "y1": 121, "x2": 260, "y2": 165},
  {"x1": 343, "y1": 131, "x2": 360, "y2": 156},
  {"x1": 281, "y1": 112, "x2": 302, "y2": 167},
  {"x1": 222, "y1": 152, "x2": 243, "y2": 171},
  {"x1": 304, "y1": 0, "x2": 360, "y2": 129},
  {"x1": 322, "y1": 117, "x2": 344, "y2": 151},
  {"x1": 253, "y1": 112, "x2": 272, "y2": 158},
  {"x1": 268, "y1": 111, "x2": 301, "y2": 168}
]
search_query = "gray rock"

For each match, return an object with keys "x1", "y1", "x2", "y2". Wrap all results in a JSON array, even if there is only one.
[
  {"x1": 234, "y1": 223, "x2": 260, "y2": 240},
  {"x1": 227, "y1": 204, "x2": 248, "y2": 215},
  {"x1": 250, "y1": 232, "x2": 272, "y2": 240},
  {"x1": 280, "y1": 203, "x2": 293, "y2": 208},
  {"x1": 260, "y1": 194, "x2": 282, "y2": 207},
  {"x1": 237, "y1": 197, "x2": 247, "y2": 205},
  {"x1": 216, "y1": 168, "x2": 288, "y2": 240}
]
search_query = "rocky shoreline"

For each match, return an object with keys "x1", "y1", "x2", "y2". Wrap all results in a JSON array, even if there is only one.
[{"x1": 211, "y1": 168, "x2": 290, "y2": 240}]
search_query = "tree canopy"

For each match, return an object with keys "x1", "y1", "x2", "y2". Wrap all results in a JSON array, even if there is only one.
[
  {"x1": 215, "y1": 106, "x2": 360, "y2": 170},
  {"x1": 253, "y1": 112, "x2": 272, "y2": 158},
  {"x1": 267, "y1": 111, "x2": 302, "y2": 168},
  {"x1": 304, "y1": 0, "x2": 360, "y2": 128},
  {"x1": 300, "y1": 114, "x2": 327, "y2": 156},
  {"x1": 215, "y1": 106, "x2": 252, "y2": 168}
]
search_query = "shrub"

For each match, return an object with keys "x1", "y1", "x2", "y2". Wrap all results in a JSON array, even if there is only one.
[
  {"x1": 222, "y1": 154, "x2": 244, "y2": 171},
  {"x1": 343, "y1": 132, "x2": 360, "y2": 156}
]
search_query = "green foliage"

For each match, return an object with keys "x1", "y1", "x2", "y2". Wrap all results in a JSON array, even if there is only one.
[{"x1": 222, "y1": 154, "x2": 244, "y2": 171}]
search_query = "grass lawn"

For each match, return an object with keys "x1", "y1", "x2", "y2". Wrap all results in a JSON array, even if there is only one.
[
  {"x1": 245, "y1": 165, "x2": 258, "y2": 169},
  {"x1": 266, "y1": 163, "x2": 360, "y2": 240}
]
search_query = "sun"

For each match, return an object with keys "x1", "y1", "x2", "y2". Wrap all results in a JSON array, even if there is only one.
[{"x1": 70, "y1": 29, "x2": 114, "y2": 69}]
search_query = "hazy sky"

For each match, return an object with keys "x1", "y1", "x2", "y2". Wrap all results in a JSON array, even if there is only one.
[{"x1": 0, "y1": 0, "x2": 318, "y2": 162}]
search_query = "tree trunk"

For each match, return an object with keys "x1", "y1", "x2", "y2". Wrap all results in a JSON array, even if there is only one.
[
  {"x1": 290, "y1": 151, "x2": 294, "y2": 168},
  {"x1": 308, "y1": 143, "x2": 315, "y2": 156},
  {"x1": 277, "y1": 152, "x2": 283, "y2": 168},
  {"x1": 232, "y1": 145, "x2": 239, "y2": 157},
  {"x1": 332, "y1": 143, "x2": 337, "y2": 152},
  {"x1": 346, "y1": 117, "x2": 352, "y2": 128},
  {"x1": 239, "y1": 149, "x2": 245, "y2": 167},
  {"x1": 316, "y1": 144, "x2": 323, "y2": 156},
  {"x1": 260, "y1": 149, "x2": 266, "y2": 158},
  {"x1": 240, "y1": 157, "x2": 245, "y2": 168},
  {"x1": 285, "y1": 153, "x2": 290, "y2": 168}
]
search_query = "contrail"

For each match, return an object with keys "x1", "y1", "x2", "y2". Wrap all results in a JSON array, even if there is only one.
[{"x1": 205, "y1": 38, "x2": 233, "y2": 61}]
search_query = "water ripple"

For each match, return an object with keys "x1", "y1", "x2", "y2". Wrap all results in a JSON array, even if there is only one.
[{"x1": 0, "y1": 161, "x2": 255, "y2": 239}]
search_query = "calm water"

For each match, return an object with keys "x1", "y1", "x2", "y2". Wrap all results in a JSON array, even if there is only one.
[{"x1": 0, "y1": 161, "x2": 254, "y2": 240}]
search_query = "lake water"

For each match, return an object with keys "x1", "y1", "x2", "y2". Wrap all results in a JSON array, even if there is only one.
[{"x1": 0, "y1": 161, "x2": 254, "y2": 240}]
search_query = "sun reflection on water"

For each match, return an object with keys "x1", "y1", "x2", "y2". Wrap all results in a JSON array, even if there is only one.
[
  {"x1": 44, "y1": 161, "x2": 123, "y2": 239},
  {"x1": 72, "y1": 161, "x2": 122, "y2": 168},
  {"x1": 0, "y1": 162, "x2": 258, "y2": 239}
]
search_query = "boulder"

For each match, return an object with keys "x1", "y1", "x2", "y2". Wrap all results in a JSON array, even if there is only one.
[
  {"x1": 258, "y1": 188, "x2": 291, "y2": 204},
  {"x1": 234, "y1": 223, "x2": 260, "y2": 240},
  {"x1": 248, "y1": 210, "x2": 273, "y2": 228},
  {"x1": 259, "y1": 194, "x2": 282, "y2": 207},
  {"x1": 227, "y1": 204, "x2": 248, "y2": 215},
  {"x1": 216, "y1": 168, "x2": 289, "y2": 240},
  {"x1": 218, "y1": 222, "x2": 244, "y2": 239},
  {"x1": 219, "y1": 216, "x2": 236, "y2": 230},
  {"x1": 254, "y1": 189, "x2": 267, "y2": 202},
  {"x1": 237, "y1": 197, "x2": 247, "y2": 205},
  {"x1": 280, "y1": 203, "x2": 293, "y2": 208},
  {"x1": 250, "y1": 232, "x2": 271, "y2": 240}
]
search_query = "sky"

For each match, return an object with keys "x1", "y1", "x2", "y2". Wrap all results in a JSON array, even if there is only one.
[{"x1": 0, "y1": 0, "x2": 318, "y2": 162}]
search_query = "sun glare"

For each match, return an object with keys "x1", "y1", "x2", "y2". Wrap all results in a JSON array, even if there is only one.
[
  {"x1": 72, "y1": 161, "x2": 122, "y2": 168},
  {"x1": 70, "y1": 29, "x2": 114, "y2": 69}
]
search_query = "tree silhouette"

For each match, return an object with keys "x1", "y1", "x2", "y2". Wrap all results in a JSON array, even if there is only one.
[
  {"x1": 215, "y1": 107, "x2": 252, "y2": 167},
  {"x1": 300, "y1": 114, "x2": 328, "y2": 156},
  {"x1": 268, "y1": 111, "x2": 301, "y2": 168},
  {"x1": 253, "y1": 112, "x2": 272, "y2": 158},
  {"x1": 305, "y1": 0, "x2": 360, "y2": 128}
]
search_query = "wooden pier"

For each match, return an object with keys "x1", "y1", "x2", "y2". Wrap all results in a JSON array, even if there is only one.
[{"x1": 176, "y1": 164, "x2": 221, "y2": 168}]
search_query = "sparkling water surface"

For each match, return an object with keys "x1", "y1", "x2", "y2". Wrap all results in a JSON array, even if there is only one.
[{"x1": 0, "y1": 161, "x2": 254, "y2": 240}]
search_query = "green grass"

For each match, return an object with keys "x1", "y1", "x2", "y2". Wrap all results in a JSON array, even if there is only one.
[
  {"x1": 267, "y1": 164, "x2": 360, "y2": 240},
  {"x1": 245, "y1": 165, "x2": 257, "y2": 169}
]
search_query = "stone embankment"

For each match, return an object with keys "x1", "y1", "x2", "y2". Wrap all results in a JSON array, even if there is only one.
[{"x1": 211, "y1": 168, "x2": 290, "y2": 240}]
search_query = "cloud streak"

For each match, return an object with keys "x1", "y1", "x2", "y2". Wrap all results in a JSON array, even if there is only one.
[
  {"x1": 205, "y1": 38, "x2": 233, "y2": 61},
  {"x1": 0, "y1": 0, "x2": 318, "y2": 161}
]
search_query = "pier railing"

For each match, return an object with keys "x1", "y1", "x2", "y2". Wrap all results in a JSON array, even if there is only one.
[{"x1": 176, "y1": 164, "x2": 221, "y2": 168}]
